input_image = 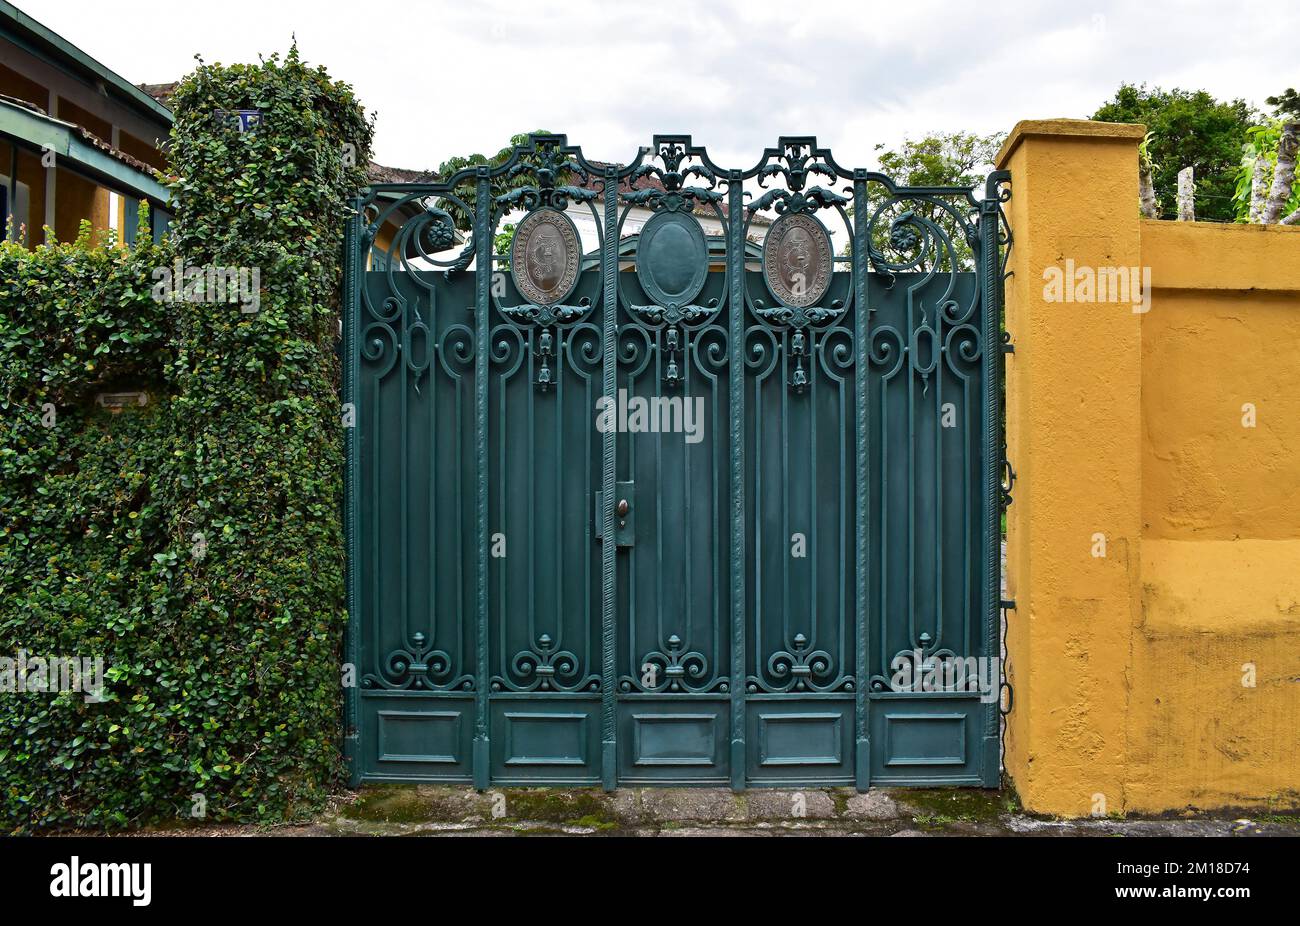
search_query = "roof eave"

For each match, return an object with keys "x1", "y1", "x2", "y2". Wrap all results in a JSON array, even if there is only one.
[
  {"x1": 0, "y1": 1, "x2": 174, "y2": 128},
  {"x1": 0, "y1": 98, "x2": 172, "y2": 205}
]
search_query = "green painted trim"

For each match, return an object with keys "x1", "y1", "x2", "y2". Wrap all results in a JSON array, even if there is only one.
[
  {"x1": 0, "y1": 98, "x2": 171, "y2": 205},
  {"x1": 0, "y1": 1, "x2": 173, "y2": 127}
]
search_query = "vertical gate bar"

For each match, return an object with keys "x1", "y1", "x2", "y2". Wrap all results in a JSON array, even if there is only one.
[
  {"x1": 979, "y1": 181, "x2": 1003, "y2": 787},
  {"x1": 600, "y1": 165, "x2": 619, "y2": 790},
  {"x1": 473, "y1": 169, "x2": 492, "y2": 789},
  {"x1": 852, "y1": 171, "x2": 870, "y2": 790},
  {"x1": 727, "y1": 170, "x2": 746, "y2": 791},
  {"x1": 343, "y1": 196, "x2": 362, "y2": 787}
]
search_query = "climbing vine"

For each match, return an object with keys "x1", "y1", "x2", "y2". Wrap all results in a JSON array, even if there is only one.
[{"x1": 0, "y1": 48, "x2": 372, "y2": 831}]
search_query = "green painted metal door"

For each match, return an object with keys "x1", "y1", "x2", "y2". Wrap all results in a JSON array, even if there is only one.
[{"x1": 344, "y1": 135, "x2": 1010, "y2": 789}]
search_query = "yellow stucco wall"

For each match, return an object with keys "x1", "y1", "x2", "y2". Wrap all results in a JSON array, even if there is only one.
[{"x1": 998, "y1": 120, "x2": 1300, "y2": 816}]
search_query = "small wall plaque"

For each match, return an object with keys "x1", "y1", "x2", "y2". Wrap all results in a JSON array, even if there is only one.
[{"x1": 96, "y1": 391, "x2": 150, "y2": 412}]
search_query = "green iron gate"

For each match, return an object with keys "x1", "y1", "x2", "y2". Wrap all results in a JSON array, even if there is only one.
[{"x1": 343, "y1": 134, "x2": 1011, "y2": 789}]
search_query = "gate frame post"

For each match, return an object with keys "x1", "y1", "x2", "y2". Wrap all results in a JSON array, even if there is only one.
[
  {"x1": 472, "y1": 168, "x2": 492, "y2": 790},
  {"x1": 726, "y1": 169, "x2": 747, "y2": 792},
  {"x1": 343, "y1": 196, "x2": 363, "y2": 788},
  {"x1": 851, "y1": 170, "x2": 871, "y2": 791},
  {"x1": 599, "y1": 165, "x2": 620, "y2": 791},
  {"x1": 980, "y1": 169, "x2": 1012, "y2": 788}
]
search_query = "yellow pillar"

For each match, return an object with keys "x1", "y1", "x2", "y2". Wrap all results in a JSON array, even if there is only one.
[{"x1": 997, "y1": 119, "x2": 1146, "y2": 815}]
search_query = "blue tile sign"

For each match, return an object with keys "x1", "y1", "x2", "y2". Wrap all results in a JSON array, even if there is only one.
[{"x1": 213, "y1": 109, "x2": 264, "y2": 132}]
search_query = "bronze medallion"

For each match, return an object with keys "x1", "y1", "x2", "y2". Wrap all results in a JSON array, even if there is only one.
[
  {"x1": 510, "y1": 207, "x2": 581, "y2": 305},
  {"x1": 763, "y1": 212, "x2": 832, "y2": 308}
]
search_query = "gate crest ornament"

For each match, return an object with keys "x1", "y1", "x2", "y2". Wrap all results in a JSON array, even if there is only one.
[
  {"x1": 510, "y1": 207, "x2": 581, "y2": 306},
  {"x1": 763, "y1": 212, "x2": 832, "y2": 308}
]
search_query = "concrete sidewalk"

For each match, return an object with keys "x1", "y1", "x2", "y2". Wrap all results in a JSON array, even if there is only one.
[{"x1": 145, "y1": 786, "x2": 1300, "y2": 837}]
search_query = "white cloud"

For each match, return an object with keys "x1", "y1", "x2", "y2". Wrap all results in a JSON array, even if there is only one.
[{"x1": 24, "y1": 0, "x2": 1296, "y2": 172}]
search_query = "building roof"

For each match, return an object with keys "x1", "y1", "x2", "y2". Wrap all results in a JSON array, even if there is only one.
[
  {"x1": 367, "y1": 163, "x2": 435, "y2": 184},
  {"x1": 0, "y1": 1, "x2": 173, "y2": 127},
  {"x1": 573, "y1": 160, "x2": 772, "y2": 225},
  {"x1": 137, "y1": 82, "x2": 178, "y2": 108},
  {"x1": 0, "y1": 95, "x2": 170, "y2": 204}
]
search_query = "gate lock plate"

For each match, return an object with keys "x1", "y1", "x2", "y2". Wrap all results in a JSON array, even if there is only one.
[{"x1": 594, "y1": 481, "x2": 635, "y2": 547}]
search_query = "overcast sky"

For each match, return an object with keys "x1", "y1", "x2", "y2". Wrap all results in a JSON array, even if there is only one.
[{"x1": 23, "y1": 0, "x2": 1295, "y2": 172}]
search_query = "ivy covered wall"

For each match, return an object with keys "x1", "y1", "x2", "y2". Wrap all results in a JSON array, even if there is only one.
[{"x1": 0, "y1": 49, "x2": 373, "y2": 831}]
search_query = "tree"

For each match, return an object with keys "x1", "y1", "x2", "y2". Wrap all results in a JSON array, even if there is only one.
[
  {"x1": 1266, "y1": 88, "x2": 1300, "y2": 119},
  {"x1": 865, "y1": 131, "x2": 1005, "y2": 268},
  {"x1": 432, "y1": 130, "x2": 562, "y2": 240},
  {"x1": 874, "y1": 131, "x2": 1005, "y2": 190},
  {"x1": 1093, "y1": 84, "x2": 1256, "y2": 221}
]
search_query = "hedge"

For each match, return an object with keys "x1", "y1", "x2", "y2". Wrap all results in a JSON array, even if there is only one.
[{"x1": 0, "y1": 48, "x2": 373, "y2": 831}]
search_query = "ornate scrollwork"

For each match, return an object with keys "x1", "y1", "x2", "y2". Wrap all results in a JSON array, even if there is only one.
[
  {"x1": 491, "y1": 634, "x2": 600, "y2": 693},
  {"x1": 627, "y1": 138, "x2": 723, "y2": 208},
  {"x1": 363, "y1": 632, "x2": 473, "y2": 691},
  {"x1": 619, "y1": 634, "x2": 727, "y2": 694},
  {"x1": 869, "y1": 634, "x2": 960, "y2": 693},
  {"x1": 745, "y1": 140, "x2": 852, "y2": 332},
  {"x1": 628, "y1": 303, "x2": 714, "y2": 327},
  {"x1": 751, "y1": 303, "x2": 841, "y2": 328},
  {"x1": 497, "y1": 302, "x2": 588, "y2": 326},
  {"x1": 747, "y1": 633, "x2": 849, "y2": 693},
  {"x1": 350, "y1": 133, "x2": 1014, "y2": 726},
  {"x1": 752, "y1": 139, "x2": 843, "y2": 215}
]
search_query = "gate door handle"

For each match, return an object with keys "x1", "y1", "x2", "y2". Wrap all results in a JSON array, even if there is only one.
[{"x1": 594, "y1": 483, "x2": 635, "y2": 547}]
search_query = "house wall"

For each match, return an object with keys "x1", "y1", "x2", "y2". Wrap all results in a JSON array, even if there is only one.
[
  {"x1": 53, "y1": 165, "x2": 108, "y2": 244},
  {"x1": 998, "y1": 119, "x2": 1300, "y2": 816}
]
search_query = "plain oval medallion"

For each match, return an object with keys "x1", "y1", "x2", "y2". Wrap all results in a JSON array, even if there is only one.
[
  {"x1": 510, "y1": 207, "x2": 581, "y2": 306},
  {"x1": 637, "y1": 210, "x2": 709, "y2": 309},
  {"x1": 763, "y1": 212, "x2": 833, "y2": 308}
]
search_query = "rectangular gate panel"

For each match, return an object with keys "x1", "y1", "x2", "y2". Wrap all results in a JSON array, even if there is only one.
[
  {"x1": 746, "y1": 699, "x2": 855, "y2": 785},
  {"x1": 490, "y1": 698, "x2": 601, "y2": 784},
  {"x1": 612, "y1": 265, "x2": 733, "y2": 787},
  {"x1": 361, "y1": 694, "x2": 473, "y2": 780},
  {"x1": 617, "y1": 699, "x2": 729, "y2": 784},
  {"x1": 486, "y1": 307, "x2": 605, "y2": 698},
  {"x1": 868, "y1": 694, "x2": 985, "y2": 785}
]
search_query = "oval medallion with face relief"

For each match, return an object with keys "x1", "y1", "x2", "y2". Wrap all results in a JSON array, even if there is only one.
[
  {"x1": 510, "y1": 207, "x2": 581, "y2": 306},
  {"x1": 763, "y1": 212, "x2": 832, "y2": 308}
]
